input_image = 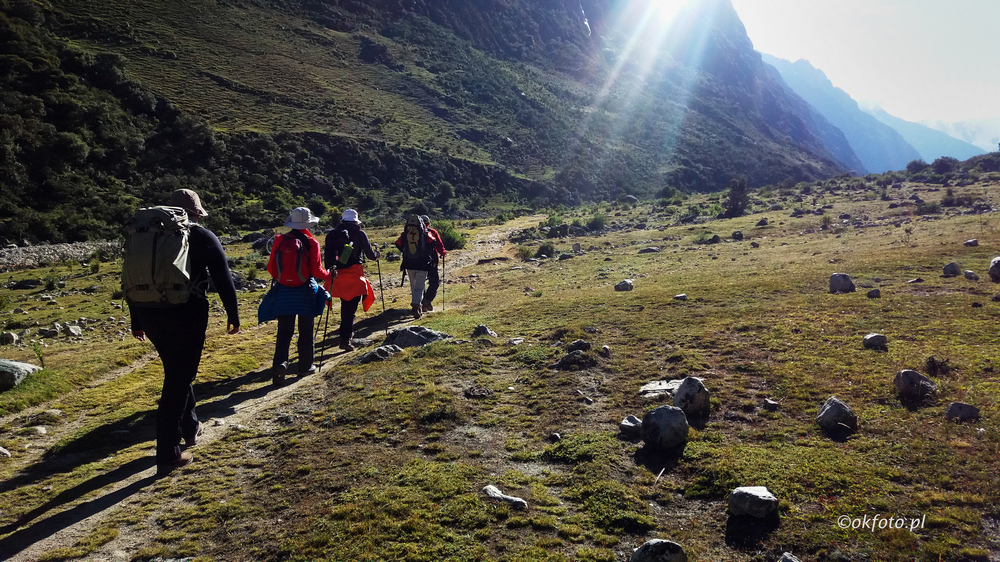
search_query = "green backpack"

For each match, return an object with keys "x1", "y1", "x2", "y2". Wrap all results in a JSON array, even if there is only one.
[{"x1": 122, "y1": 206, "x2": 194, "y2": 307}]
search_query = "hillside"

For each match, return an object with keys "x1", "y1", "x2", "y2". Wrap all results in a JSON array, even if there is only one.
[
  {"x1": 763, "y1": 55, "x2": 923, "y2": 175},
  {"x1": 1, "y1": 0, "x2": 857, "y2": 243},
  {"x1": 867, "y1": 108, "x2": 986, "y2": 163}
]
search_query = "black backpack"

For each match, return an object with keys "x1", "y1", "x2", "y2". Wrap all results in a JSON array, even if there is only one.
[{"x1": 325, "y1": 226, "x2": 355, "y2": 269}]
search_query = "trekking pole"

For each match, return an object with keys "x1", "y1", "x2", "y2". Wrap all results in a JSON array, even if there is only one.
[
  {"x1": 376, "y1": 257, "x2": 388, "y2": 336},
  {"x1": 441, "y1": 254, "x2": 445, "y2": 312},
  {"x1": 319, "y1": 299, "x2": 331, "y2": 368}
]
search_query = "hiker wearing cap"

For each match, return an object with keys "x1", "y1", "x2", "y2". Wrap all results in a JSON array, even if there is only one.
[
  {"x1": 419, "y1": 215, "x2": 447, "y2": 312},
  {"x1": 264, "y1": 207, "x2": 331, "y2": 385},
  {"x1": 394, "y1": 214, "x2": 437, "y2": 319},
  {"x1": 128, "y1": 189, "x2": 241, "y2": 475},
  {"x1": 324, "y1": 209, "x2": 380, "y2": 351}
]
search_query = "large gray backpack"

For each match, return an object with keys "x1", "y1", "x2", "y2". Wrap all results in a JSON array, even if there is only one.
[{"x1": 122, "y1": 206, "x2": 194, "y2": 306}]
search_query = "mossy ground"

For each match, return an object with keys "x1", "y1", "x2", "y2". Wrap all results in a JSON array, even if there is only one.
[{"x1": 2, "y1": 181, "x2": 1000, "y2": 560}]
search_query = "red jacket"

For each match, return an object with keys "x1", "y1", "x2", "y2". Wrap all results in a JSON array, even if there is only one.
[{"x1": 267, "y1": 230, "x2": 330, "y2": 286}]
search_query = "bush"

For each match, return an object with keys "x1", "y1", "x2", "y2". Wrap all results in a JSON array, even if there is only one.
[
  {"x1": 536, "y1": 241, "x2": 556, "y2": 258},
  {"x1": 516, "y1": 246, "x2": 534, "y2": 261},
  {"x1": 431, "y1": 220, "x2": 468, "y2": 250},
  {"x1": 586, "y1": 212, "x2": 607, "y2": 231}
]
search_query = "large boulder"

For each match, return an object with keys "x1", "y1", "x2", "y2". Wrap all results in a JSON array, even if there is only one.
[
  {"x1": 816, "y1": 396, "x2": 857, "y2": 435},
  {"x1": 630, "y1": 539, "x2": 687, "y2": 562},
  {"x1": 863, "y1": 333, "x2": 888, "y2": 351},
  {"x1": 0, "y1": 332, "x2": 19, "y2": 346},
  {"x1": 729, "y1": 486, "x2": 779, "y2": 518},
  {"x1": 989, "y1": 257, "x2": 1000, "y2": 283},
  {"x1": 945, "y1": 402, "x2": 980, "y2": 422},
  {"x1": 829, "y1": 273, "x2": 856, "y2": 293},
  {"x1": 615, "y1": 279, "x2": 635, "y2": 292},
  {"x1": 943, "y1": 262, "x2": 961, "y2": 277},
  {"x1": 894, "y1": 369, "x2": 937, "y2": 403},
  {"x1": 641, "y1": 405, "x2": 689, "y2": 450},
  {"x1": 384, "y1": 326, "x2": 452, "y2": 349},
  {"x1": 353, "y1": 345, "x2": 403, "y2": 365},
  {"x1": 672, "y1": 377, "x2": 710, "y2": 419},
  {"x1": 0, "y1": 359, "x2": 42, "y2": 391}
]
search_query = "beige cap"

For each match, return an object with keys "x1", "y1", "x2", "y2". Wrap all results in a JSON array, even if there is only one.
[{"x1": 168, "y1": 189, "x2": 208, "y2": 217}]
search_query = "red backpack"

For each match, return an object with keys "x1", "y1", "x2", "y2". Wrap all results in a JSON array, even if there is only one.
[{"x1": 274, "y1": 234, "x2": 309, "y2": 287}]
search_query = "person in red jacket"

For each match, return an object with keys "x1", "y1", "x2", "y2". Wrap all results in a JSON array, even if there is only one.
[
  {"x1": 266, "y1": 207, "x2": 330, "y2": 384},
  {"x1": 419, "y1": 215, "x2": 447, "y2": 311}
]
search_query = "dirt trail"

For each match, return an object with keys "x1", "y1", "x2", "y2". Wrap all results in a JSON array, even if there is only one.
[{"x1": 0, "y1": 216, "x2": 541, "y2": 562}]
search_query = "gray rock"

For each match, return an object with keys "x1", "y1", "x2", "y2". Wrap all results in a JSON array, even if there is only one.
[
  {"x1": 384, "y1": 326, "x2": 452, "y2": 348},
  {"x1": 0, "y1": 446, "x2": 10, "y2": 458},
  {"x1": 558, "y1": 253, "x2": 574, "y2": 261},
  {"x1": 38, "y1": 328, "x2": 59, "y2": 338},
  {"x1": 779, "y1": 554, "x2": 802, "y2": 562},
  {"x1": 965, "y1": 239, "x2": 979, "y2": 247},
  {"x1": 482, "y1": 485, "x2": 528, "y2": 510},
  {"x1": 64, "y1": 325, "x2": 83, "y2": 337},
  {"x1": 566, "y1": 339, "x2": 591, "y2": 352},
  {"x1": 756, "y1": 218, "x2": 768, "y2": 226},
  {"x1": 673, "y1": 294, "x2": 687, "y2": 301},
  {"x1": 639, "y1": 379, "x2": 683, "y2": 400},
  {"x1": 0, "y1": 359, "x2": 42, "y2": 391},
  {"x1": 829, "y1": 273, "x2": 856, "y2": 293},
  {"x1": 354, "y1": 345, "x2": 403, "y2": 365},
  {"x1": 472, "y1": 325, "x2": 497, "y2": 338},
  {"x1": 943, "y1": 262, "x2": 961, "y2": 276},
  {"x1": 599, "y1": 345, "x2": 611, "y2": 357},
  {"x1": 867, "y1": 289, "x2": 881, "y2": 299},
  {"x1": 641, "y1": 405, "x2": 689, "y2": 450},
  {"x1": 990, "y1": 257, "x2": 1000, "y2": 283},
  {"x1": 965, "y1": 270, "x2": 979, "y2": 281},
  {"x1": 894, "y1": 370, "x2": 937, "y2": 402},
  {"x1": 12, "y1": 279, "x2": 42, "y2": 290},
  {"x1": 549, "y1": 349, "x2": 597, "y2": 370},
  {"x1": 507, "y1": 337, "x2": 525, "y2": 345},
  {"x1": 619, "y1": 415, "x2": 642, "y2": 439},
  {"x1": 573, "y1": 243, "x2": 581, "y2": 253},
  {"x1": 630, "y1": 539, "x2": 688, "y2": 562},
  {"x1": 672, "y1": 377, "x2": 710, "y2": 419},
  {"x1": 945, "y1": 402, "x2": 980, "y2": 422},
  {"x1": 0, "y1": 332, "x2": 19, "y2": 345},
  {"x1": 732, "y1": 231, "x2": 744, "y2": 241},
  {"x1": 762, "y1": 398, "x2": 780, "y2": 412},
  {"x1": 750, "y1": 241, "x2": 760, "y2": 248},
  {"x1": 638, "y1": 247, "x2": 661, "y2": 254},
  {"x1": 863, "y1": 333, "x2": 888, "y2": 351},
  {"x1": 615, "y1": 279, "x2": 635, "y2": 291},
  {"x1": 729, "y1": 486, "x2": 779, "y2": 518},
  {"x1": 816, "y1": 396, "x2": 857, "y2": 434}
]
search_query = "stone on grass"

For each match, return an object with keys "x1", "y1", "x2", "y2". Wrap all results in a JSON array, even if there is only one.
[
  {"x1": 762, "y1": 398, "x2": 780, "y2": 412},
  {"x1": 867, "y1": 289, "x2": 881, "y2": 299},
  {"x1": 965, "y1": 239, "x2": 979, "y2": 247},
  {"x1": 0, "y1": 332, "x2": 19, "y2": 345},
  {"x1": 619, "y1": 415, "x2": 642, "y2": 439},
  {"x1": 639, "y1": 380, "x2": 683, "y2": 400},
  {"x1": 615, "y1": 279, "x2": 634, "y2": 292},
  {"x1": 943, "y1": 262, "x2": 961, "y2": 277},
  {"x1": 0, "y1": 359, "x2": 42, "y2": 391},
  {"x1": 472, "y1": 325, "x2": 497, "y2": 338},
  {"x1": 965, "y1": 270, "x2": 979, "y2": 281},
  {"x1": 638, "y1": 247, "x2": 661, "y2": 254},
  {"x1": 354, "y1": 345, "x2": 403, "y2": 365},
  {"x1": 894, "y1": 370, "x2": 937, "y2": 402},
  {"x1": 945, "y1": 402, "x2": 980, "y2": 422},
  {"x1": 732, "y1": 231, "x2": 744, "y2": 241},
  {"x1": 990, "y1": 257, "x2": 1000, "y2": 283},
  {"x1": 816, "y1": 396, "x2": 857, "y2": 434},
  {"x1": 779, "y1": 554, "x2": 802, "y2": 562},
  {"x1": 482, "y1": 485, "x2": 528, "y2": 510},
  {"x1": 599, "y1": 345, "x2": 611, "y2": 357},
  {"x1": 549, "y1": 350, "x2": 597, "y2": 370},
  {"x1": 0, "y1": 446, "x2": 10, "y2": 458},
  {"x1": 566, "y1": 339, "x2": 591, "y2": 352},
  {"x1": 729, "y1": 486, "x2": 779, "y2": 518},
  {"x1": 829, "y1": 273, "x2": 855, "y2": 293},
  {"x1": 673, "y1": 294, "x2": 687, "y2": 301},
  {"x1": 672, "y1": 377, "x2": 710, "y2": 419},
  {"x1": 641, "y1": 405, "x2": 689, "y2": 450},
  {"x1": 384, "y1": 326, "x2": 452, "y2": 348},
  {"x1": 64, "y1": 325, "x2": 83, "y2": 337},
  {"x1": 863, "y1": 333, "x2": 888, "y2": 351},
  {"x1": 630, "y1": 539, "x2": 688, "y2": 562}
]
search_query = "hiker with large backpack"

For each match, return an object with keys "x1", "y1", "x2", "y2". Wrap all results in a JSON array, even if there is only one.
[
  {"x1": 125, "y1": 189, "x2": 241, "y2": 476},
  {"x1": 264, "y1": 207, "x2": 331, "y2": 385},
  {"x1": 394, "y1": 214, "x2": 436, "y2": 319},
  {"x1": 324, "y1": 209, "x2": 380, "y2": 351},
  {"x1": 419, "y1": 215, "x2": 447, "y2": 312}
]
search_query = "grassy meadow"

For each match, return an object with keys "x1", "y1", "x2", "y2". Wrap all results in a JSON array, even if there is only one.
[{"x1": 1, "y1": 179, "x2": 1000, "y2": 561}]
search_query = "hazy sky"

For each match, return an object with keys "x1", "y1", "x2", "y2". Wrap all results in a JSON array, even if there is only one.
[{"x1": 730, "y1": 0, "x2": 999, "y2": 123}]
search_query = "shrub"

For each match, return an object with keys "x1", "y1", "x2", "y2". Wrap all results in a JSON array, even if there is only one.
[
  {"x1": 431, "y1": 220, "x2": 468, "y2": 250},
  {"x1": 586, "y1": 212, "x2": 607, "y2": 231},
  {"x1": 89, "y1": 261, "x2": 100, "y2": 275},
  {"x1": 516, "y1": 246, "x2": 533, "y2": 261},
  {"x1": 44, "y1": 274, "x2": 59, "y2": 291},
  {"x1": 493, "y1": 211, "x2": 515, "y2": 225},
  {"x1": 536, "y1": 241, "x2": 556, "y2": 258}
]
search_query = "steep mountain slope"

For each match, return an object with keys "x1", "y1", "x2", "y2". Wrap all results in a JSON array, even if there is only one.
[
  {"x1": 2, "y1": 0, "x2": 854, "y2": 242},
  {"x1": 867, "y1": 108, "x2": 986, "y2": 163},
  {"x1": 923, "y1": 116, "x2": 1000, "y2": 153},
  {"x1": 763, "y1": 55, "x2": 923, "y2": 174}
]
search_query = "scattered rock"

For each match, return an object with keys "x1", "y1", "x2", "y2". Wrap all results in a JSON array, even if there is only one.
[
  {"x1": 472, "y1": 325, "x2": 497, "y2": 338},
  {"x1": 0, "y1": 359, "x2": 42, "y2": 391},
  {"x1": 673, "y1": 294, "x2": 687, "y2": 301},
  {"x1": 64, "y1": 325, "x2": 83, "y2": 337},
  {"x1": 965, "y1": 270, "x2": 979, "y2": 281},
  {"x1": 991, "y1": 257, "x2": 1000, "y2": 282},
  {"x1": 641, "y1": 405, "x2": 689, "y2": 450},
  {"x1": 638, "y1": 247, "x2": 661, "y2": 254},
  {"x1": 639, "y1": 379, "x2": 682, "y2": 400},
  {"x1": 482, "y1": 485, "x2": 528, "y2": 510},
  {"x1": 750, "y1": 241, "x2": 760, "y2": 248},
  {"x1": 12, "y1": 279, "x2": 42, "y2": 290},
  {"x1": 354, "y1": 345, "x2": 403, "y2": 365},
  {"x1": 384, "y1": 326, "x2": 452, "y2": 348},
  {"x1": 829, "y1": 273, "x2": 856, "y2": 293},
  {"x1": 0, "y1": 446, "x2": 10, "y2": 458},
  {"x1": 615, "y1": 279, "x2": 635, "y2": 292},
  {"x1": 756, "y1": 218, "x2": 768, "y2": 227},
  {"x1": 464, "y1": 385, "x2": 494, "y2": 399},
  {"x1": 566, "y1": 339, "x2": 592, "y2": 352},
  {"x1": 630, "y1": 539, "x2": 688, "y2": 562},
  {"x1": 965, "y1": 239, "x2": 979, "y2": 247},
  {"x1": 619, "y1": 415, "x2": 642, "y2": 439},
  {"x1": 779, "y1": 554, "x2": 802, "y2": 562},
  {"x1": 507, "y1": 337, "x2": 525, "y2": 345},
  {"x1": 972, "y1": 302, "x2": 983, "y2": 308},
  {"x1": 672, "y1": 377, "x2": 710, "y2": 419},
  {"x1": 907, "y1": 278, "x2": 924, "y2": 284},
  {"x1": 894, "y1": 369, "x2": 937, "y2": 403},
  {"x1": 549, "y1": 350, "x2": 597, "y2": 370},
  {"x1": 599, "y1": 345, "x2": 611, "y2": 357},
  {"x1": 943, "y1": 262, "x2": 961, "y2": 277},
  {"x1": 729, "y1": 486, "x2": 779, "y2": 518},
  {"x1": 816, "y1": 396, "x2": 858, "y2": 435},
  {"x1": 945, "y1": 402, "x2": 980, "y2": 422},
  {"x1": 866, "y1": 289, "x2": 881, "y2": 299},
  {"x1": 558, "y1": 253, "x2": 574, "y2": 261},
  {"x1": 863, "y1": 333, "x2": 888, "y2": 351},
  {"x1": 0, "y1": 332, "x2": 19, "y2": 345},
  {"x1": 549, "y1": 432, "x2": 561, "y2": 442},
  {"x1": 762, "y1": 398, "x2": 780, "y2": 412},
  {"x1": 732, "y1": 231, "x2": 743, "y2": 241}
]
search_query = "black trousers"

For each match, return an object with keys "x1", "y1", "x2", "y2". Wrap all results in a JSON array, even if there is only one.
[
  {"x1": 134, "y1": 299, "x2": 208, "y2": 464},
  {"x1": 340, "y1": 296, "x2": 361, "y2": 343},
  {"x1": 273, "y1": 314, "x2": 315, "y2": 372},
  {"x1": 424, "y1": 260, "x2": 440, "y2": 304}
]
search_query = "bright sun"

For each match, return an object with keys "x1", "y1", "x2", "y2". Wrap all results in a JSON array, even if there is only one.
[{"x1": 650, "y1": 0, "x2": 687, "y2": 25}]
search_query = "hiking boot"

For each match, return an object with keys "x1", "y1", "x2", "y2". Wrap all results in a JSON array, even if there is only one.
[
  {"x1": 339, "y1": 340, "x2": 355, "y2": 351},
  {"x1": 299, "y1": 364, "x2": 317, "y2": 376},
  {"x1": 411, "y1": 304, "x2": 422, "y2": 319},
  {"x1": 422, "y1": 302, "x2": 433, "y2": 312},
  {"x1": 272, "y1": 362, "x2": 289, "y2": 386},
  {"x1": 184, "y1": 421, "x2": 204, "y2": 448},
  {"x1": 157, "y1": 451, "x2": 193, "y2": 476}
]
